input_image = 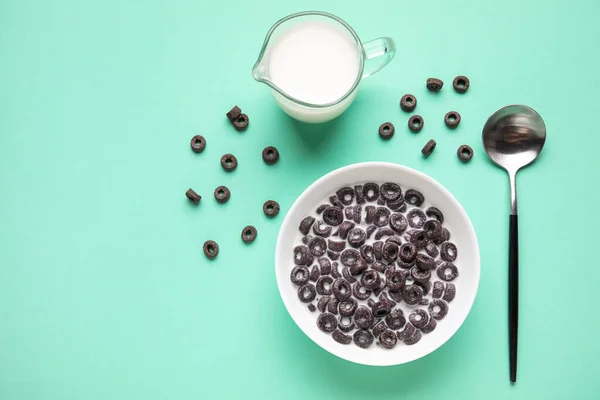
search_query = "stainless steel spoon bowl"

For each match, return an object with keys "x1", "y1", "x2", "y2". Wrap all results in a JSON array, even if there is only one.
[{"x1": 482, "y1": 105, "x2": 546, "y2": 384}]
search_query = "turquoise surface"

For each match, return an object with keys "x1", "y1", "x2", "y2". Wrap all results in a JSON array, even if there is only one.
[{"x1": 1, "y1": 1, "x2": 599, "y2": 399}]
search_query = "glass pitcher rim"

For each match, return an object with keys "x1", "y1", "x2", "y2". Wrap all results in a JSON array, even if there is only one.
[{"x1": 252, "y1": 11, "x2": 366, "y2": 109}]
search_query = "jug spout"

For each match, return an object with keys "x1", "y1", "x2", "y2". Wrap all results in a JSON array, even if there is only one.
[{"x1": 252, "y1": 57, "x2": 269, "y2": 83}]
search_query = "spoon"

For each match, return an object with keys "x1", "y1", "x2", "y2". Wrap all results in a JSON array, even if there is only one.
[{"x1": 482, "y1": 105, "x2": 546, "y2": 384}]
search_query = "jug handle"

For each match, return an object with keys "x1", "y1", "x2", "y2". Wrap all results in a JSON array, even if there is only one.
[{"x1": 361, "y1": 37, "x2": 396, "y2": 78}]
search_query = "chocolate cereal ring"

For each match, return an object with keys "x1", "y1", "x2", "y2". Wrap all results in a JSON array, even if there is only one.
[
  {"x1": 374, "y1": 207, "x2": 391, "y2": 227},
  {"x1": 290, "y1": 266, "x2": 310, "y2": 285},
  {"x1": 318, "y1": 257, "x2": 331, "y2": 275},
  {"x1": 382, "y1": 242, "x2": 399, "y2": 263},
  {"x1": 443, "y1": 283, "x2": 456, "y2": 302},
  {"x1": 437, "y1": 262, "x2": 459, "y2": 281},
  {"x1": 424, "y1": 220, "x2": 443, "y2": 240},
  {"x1": 190, "y1": 135, "x2": 206, "y2": 153},
  {"x1": 186, "y1": 188, "x2": 201, "y2": 204},
  {"x1": 361, "y1": 270, "x2": 381, "y2": 290},
  {"x1": 399, "y1": 243, "x2": 417, "y2": 262},
  {"x1": 432, "y1": 281, "x2": 444, "y2": 299},
  {"x1": 354, "y1": 306, "x2": 375, "y2": 329},
  {"x1": 203, "y1": 240, "x2": 219, "y2": 260},
  {"x1": 409, "y1": 309, "x2": 429, "y2": 329},
  {"x1": 312, "y1": 221, "x2": 332, "y2": 238},
  {"x1": 362, "y1": 183, "x2": 380, "y2": 202},
  {"x1": 380, "y1": 330, "x2": 398, "y2": 349},
  {"x1": 354, "y1": 185, "x2": 365, "y2": 204},
  {"x1": 426, "y1": 78, "x2": 444, "y2": 92},
  {"x1": 386, "y1": 269, "x2": 406, "y2": 292},
  {"x1": 293, "y1": 245, "x2": 311, "y2": 265},
  {"x1": 342, "y1": 267, "x2": 357, "y2": 284},
  {"x1": 409, "y1": 230, "x2": 429, "y2": 248},
  {"x1": 408, "y1": 115, "x2": 424, "y2": 133},
  {"x1": 327, "y1": 298, "x2": 340, "y2": 315},
  {"x1": 429, "y1": 299, "x2": 449, "y2": 320},
  {"x1": 373, "y1": 241, "x2": 384, "y2": 261},
  {"x1": 457, "y1": 145, "x2": 474, "y2": 163},
  {"x1": 372, "y1": 320, "x2": 388, "y2": 337},
  {"x1": 332, "y1": 278, "x2": 352, "y2": 301},
  {"x1": 426, "y1": 206, "x2": 444, "y2": 223},
  {"x1": 323, "y1": 206, "x2": 344, "y2": 226},
  {"x1": 434, "y1": 228, "x2": 451, "y2": 245},
  {"x1": 340, "y1": 249, "x2": 360, "y2": 267},
  {"x1": 262, "y1": 146, "x2": 279, "y2": 165},
  {"x1": 339, "y1": 298, "x2": 358, "y2": 317},
  {"x1": 400, "y1": 94, "x2": 417, "y2": 112},
  {"x1": 308, "y1": 237, "x2": 327, "y2": 257},
  {"x1": 353, "y1": 329, "x2": 374, "y2": 348},
  {"x1": 327, "y1": 239, "x2": 346, "y2": 252},
  {"x1": 338, "y1": 316, "x2": 355, "y2": 332},
  {"x1": 332, "y1": 329, "x2": 352, "y2": 344},
  {"x1": 453, "y1": 75, "x2": 470, "y2": 93},
  {"x1": 233, "y1": 113, "x2": 249, "y2": 131},
  {"x1": 441, "y1": 242, "x2": 458, "y2": 261},
  {"x1": 375, "y1": 227, "x2": 396, "y2": 241},
  {"x1": 263, "y1": 200, "x2": 280, "y2": 217},
  {"x1": 226, "y1": 106, "x2": 241, "y2": 122},
  {"x1": 329, "y1": 195, "x2": 344, "y2": 208},
  {"x1": 411, "y1": 266, "x2": 431, "y2": 282},
  {"x1": 416, "y1": 254, "x2": 437, "y2": 271},
  {"x1": 396, "y1": 323, "x2": 416, "y2": 341},
  {"x1": 317, "y1": 295, "x2": 331, "y2": 313},
  {"x1": 309, "y1": 265, "x2": 320, "y2": 282},
  {"x1": 366, "y1": 225, "x2": 377, "y2": 240},
  {"x1": 316, "y1": 276, "x2": 333, "y2": 295},
  {"x1": 404, "y1": 189, "x2": 424, "y2": 207},
  {"x1": 404, "y1": 329, "x2": 422, "y2": 345},
  {"x1": 349, "y1": 259, "x2": 368, "y2": 276},
  {"x1": 407, "y1": 209, "x2": 426, "y2": 228},
  {"x1": 352, "y1": 281, "x2": 372, "y2": 300},
  {"x1": 336, "y1": 186, "x2": 355, "y2": 206},
  {"x1": 390, "y1": 213, "x2": 408, "y2": 233},
  {"x1": 317, "y1": 312, "x2": 337, "y2": 333},
  {"x1": 379, "y1": 122, "x2": 395, "y2": 140},
  {"x1": 299, "y1": 216, "x2": 315, "y2": 235},
  {"x1": 402, "y1": 285, "x2": 424, "y2": 305},
  {"x1": 385, "y1": 309, "x2": 407, "y2": 330},
  {"x1": 327, "y1": 250, "x2": 340, "y2": 261},
  {"x1": 347, "y1": 228, "x2": 367, "y2": 248},
  {"x1": 380, "y1": 182, "x2": 402, "y2": 201},
  {"x1": 444, "y1": 111, "x2": 461, "y2": 129},
  {"x1": 335, "y1": 221, "x2": 355, "y2": 239},
  {"x1": 421, "y1": 316, "x2": 437, "y2": 333},
  {"x1": 220, "y1": 154, "x2": 238, "y2": 171},
  {"x1": 359, "y1": 245, "x2": 375, "y2": 264},
  {"x1": 331, "y1": 262, "x2": 342, "y2": 278},
  {"x1": 297, "y1": 283, "x2": 316, "y2": 303}
]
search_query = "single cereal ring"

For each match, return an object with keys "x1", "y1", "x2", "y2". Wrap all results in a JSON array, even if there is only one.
[
  {"x1": 362, "y1": 183, "x2": 380, "y2": 202},
  {"x1": 443, "y1": 283, "x2": 456, "y2": 302},
  {"x1": 309, "y1": 265, "x2": 320, "y2": 282},
  {"x1": 347, "y1": 228, "x2": 367, "y2": 248},
  {"x1": 424, "y1": 220, "x2": 443, "y2": 240},
  {"x1": 426, "y1": 206, "x2": 444, "y2": 223},
  {"x1": 380, "y1": 329, "x2": 398, "y2": 349},
  {"x1": 323, "y1": 206, "x2": 344, "y2": 226},
  {"x1": 373, "y1": 241, "x2": 384, "y2": 261},
  {"x1": 415, "y1": 280, "x2": 432, "y2": 296},
  {"x1": 445, "y1": 111, "x2": 461, "y2": 129},
  {"x1": 400, "y1": 94, "x2": 417, "y2": 112},
  {"x1": 361, "y1": 270, "x2": 381, "y2": 290},
  {"x1": 353, "y1": 205, "x2": 362, "y2": 224},
  {"x1": 317, "y1": 295, "x2": 331, "y2": 313},
  {"x1": 262, "y1": 146, "x2": 279, "y2": 165},
  {"x1": 421, "y1": 139, "x2": 436, "y2": 157},
  {"x1": 241, "y1": 225, "x2": 257, "y2": 243},
  {"x1": 409, "y1": 309, "x2": 429, "y2": 329},
  {"x1": 390, "y1": 213, "x2": 408, "y2": 233},
  {"x1": 386, "y1": 235, "x2": 403, "y2": 246},
  {"x1": 366, "y1": 225, "x2": 377, "y2": 240},
  {"x1": 299, "y1": 216, "x2": 315, "y2": 235},
  {"x1": 354, "y1": 306, "x2": 375, "y2": 329},
  {"x1": 338, "y1": 316, "x2": 355, "y2": 332},
  {"x1": 214, "y1": 186, "x2": 231, "y2": 204},
  {"x1": 411, "y1": 266, "x2": 431, "y2": 282},
  {"x1": 429, "y1": 299, "x2": 449, "y2": 320},
  {"x1": 407, "y1": 209, "x2": 427, "y2": 229},
  {"x1": 308, "y1": 236, "x2": 327, "y2": 257},
  {"x1": 290, "y1": 265, "x2": 310, "y2": 285},
  {"x1": 441, "y1": 242, "x2": 458, "y2": 261},
  {"x1": 426, "y1": 78, "x2": 444, "y2": 92},
  {"x1": 317, "y1": 312, "x2": 337, "y2": 333},
  {"x1": 409, "y1": 230, "x2": 429, "y2": 248},
  {"x1": 339, "y1": 298, "x2": 358, "y2": 317},
  {"x1": 425, "y1": 242, "x2": 439, "y2": 258},
  {"x1": 308, "y1": 304, "x2": 316, "y2": 312},
  {"x1": 416, "y1": 254, "x2": 437, "y2": 271},
  {"x1": 332, "y1": 329, "x2": 352, "y2": 344},
  {"x1": 380, "y1": 182, "x2": 402, "y2": 201},
  {"x1": 385, "y1": 309, "x2": 407, "y2": 330},
  {"x1": 453, "y1": 75, "x2": 470, "y2": 93},
  {"x1": 316, "y1": 276, "x2": 333, "y2": 295},
  {"x1": 297, "y1": 283, "x2": 316, "y2": 303},
  {"x1": 353, "y1": 329, "x2": 374, "y2": 348},
  {"x1": 408, "y1": 115, "x2": 424, "y2": 133},
  {"x1": 402, "y1": 285, "x2": 424, "y2": 305},
  {"x1": 332, "y1": 278, "x2": 352, "y2": 301},
  {"x1": 379, "y1": 122, "x2": 395, "y2": 140},
  {"x1": 336, "y1": 186, "x2": 355, "y2": 206},
  {"x1": 375, "y1": 227, "x2": 396, "y2": 241},
  {"x1": 432, "y1": 281, "x2": 444, "y2": 299},
  {"x1": 190, "y1": 135, "x2": 206, "y2": 153},
  {"x1": 329, "y1": 195, "x2": 344, "y2": 208},
  {"x1": 437, "y1": 262, "x2": 459, "y2": 281},
  {"x1": 457, "y1": 144, "x2": 474, "y2": 162},
  {"x1": 354, "y1": 185, "x2": 365, "y2": 204},
  {"x1": 399, "y1": 242, "x2": 417, "y2": 262},
  {"x1": 263, "y1": 200, "x2": 279, "y2": 217},
  {"x1": 434, "y1": 228, "x2": 451, "y2": 245},
  {"x1": 327, "y1": 297, "x2": 340, "y2": 315},
  {"x1": 386, "y1": 269, "x2": 406, "y2": 292},
  {"x1": 404, "y1": 189, "x2": 425, "y2": 206},
  {"x1": 312, "y1": 221, "x2": 332, "y2": 238},
  {"x1": 318, "y1": 257, "x2": 332, "y2": 275},
  {"x1": 352, "y1": 281, "x2": 372, "y2": 300},
  {"x1": 220, "y1": 153, "x2": 238, "y2": 171},
  {"x1": 371, "y1": 301, "x2": 392, "y2": 318},
  {"x1": 203, "y1": 240, "x2": 219, "y2": 260},
  {"x1": 331, "y1": 261, "x2": 342, "y2": 278},
  {"x1": 382, "y1": 242, "x2": 399, "y2": 263},
  {"x1": 359, "y1": 244, "x2": 375, "y2": 264},
  {"x1": 226, "y1": 106, "x2": 241, "y2": 122},
  {"x1": 374, "y1": 207, "x2": 391, "y2": 227},
  {"x1": 327, "y1": 239, "x2": 346, "y2": 252},
  {"x1": 328, "y1": 250, "x2": 340, "y2": 261},
  {"x1": 387, "y1": 196, "x2": 405, "y2": 211},
  {"x1": 340, "y1": 249, "x2": 360, "y2": 267},
  {"x1": 293, "y1": 245, "x2": 311, "y2": 265},
  {"x1": 186, "y1": 188, "x2": 201, "y2": 204},
  {"x1": 233, "y1": 113, "x2": 249, "y2": 131}
]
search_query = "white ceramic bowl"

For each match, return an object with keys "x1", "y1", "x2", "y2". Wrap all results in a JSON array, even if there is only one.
[{"x1": 275, "y1": 162, "x2": 480, "y2": 366}]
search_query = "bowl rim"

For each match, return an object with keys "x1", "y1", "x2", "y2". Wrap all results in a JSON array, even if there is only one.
[{"x1": 274, "y1": 162, "x2": 480, "y2": 366}]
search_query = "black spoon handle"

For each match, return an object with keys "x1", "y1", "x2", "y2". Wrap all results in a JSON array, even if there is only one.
[{"x1": 509, "y1": 214, "x2": 518, "y2": 383}]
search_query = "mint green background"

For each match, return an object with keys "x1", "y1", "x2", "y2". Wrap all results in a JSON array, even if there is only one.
[{"x1": 1, "y1": 0, "x2": 599, "y2": 399}]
